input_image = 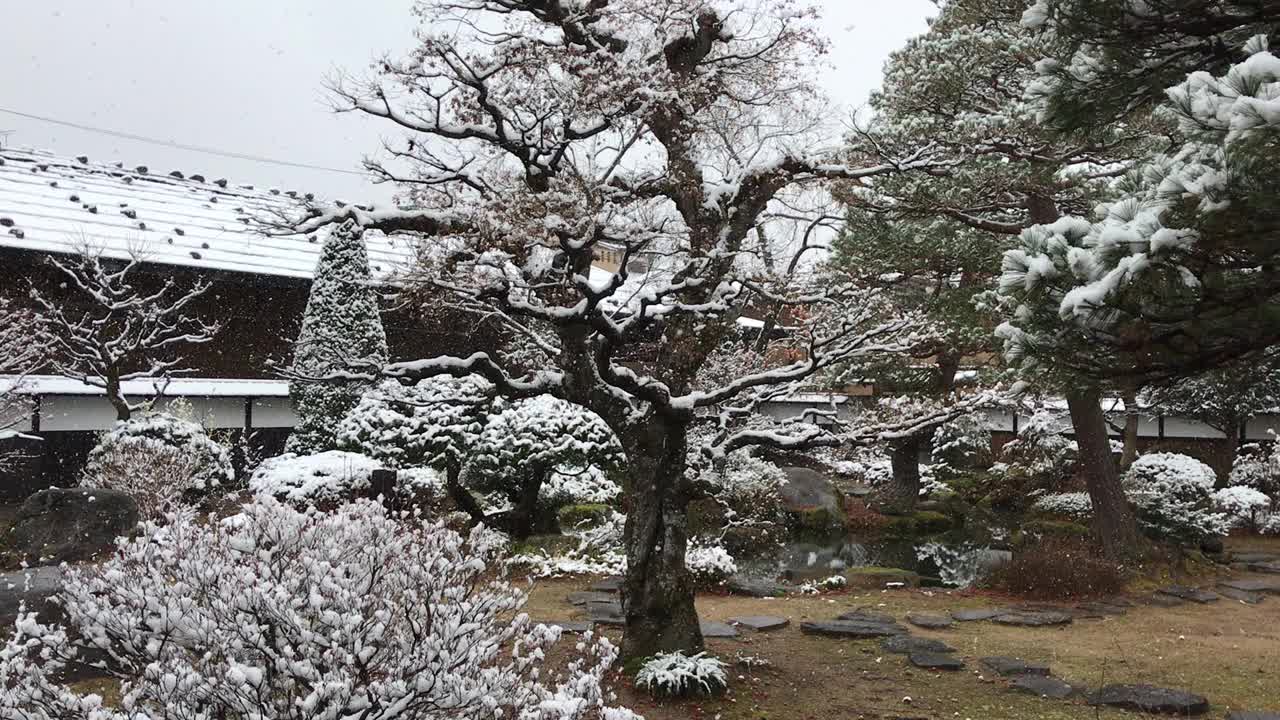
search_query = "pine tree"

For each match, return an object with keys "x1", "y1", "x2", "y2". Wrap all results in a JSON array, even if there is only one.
[
  {"x1": 286, "y1": 221, "x2": 388, "y2": 454},
  {"x1": 836, "y1": 0, "x2": 1150, "y2": 545}
]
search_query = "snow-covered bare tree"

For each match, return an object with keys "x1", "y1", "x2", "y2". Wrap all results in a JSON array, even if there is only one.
[
  {"x1": 28, "y1": 249, "x2": 219, "y2": 421},
  {"x1": 1, "y1": 497, "x2": 638, "y2": 720},
  {"x1": 0, "y1": 296, "x2": 48, "y2": 471},
  {"x1": 287, "y1": 221, "x2": 389, "y2": 453},
  {"x1": 838, "y1": 0, "x2": 1151, "y2": 547},
  {"x1": 286, "y1": 0, "x2": 946, "y2": 659}
]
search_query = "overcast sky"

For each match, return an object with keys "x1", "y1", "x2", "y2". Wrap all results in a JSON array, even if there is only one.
[{"x1": 0, "y1": 1, "x2": 935, "y2": 204}]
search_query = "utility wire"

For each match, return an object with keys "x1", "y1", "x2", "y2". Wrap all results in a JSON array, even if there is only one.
[{"x1": 0, "y1": 106, "x2": 368, "y2": 176}]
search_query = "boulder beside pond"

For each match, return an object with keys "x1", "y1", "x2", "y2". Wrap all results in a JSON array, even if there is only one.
[
  {"x1": 5, "y1": 487, "x2": 139, "y2": 566},
  {"x1": 779, "y1": 467, "x2": 846, "y2": 532}
]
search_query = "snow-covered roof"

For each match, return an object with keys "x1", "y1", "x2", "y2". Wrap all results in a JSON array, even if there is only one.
[
  {"x1": 0, "y1": 374, "x2": 290, "y2": 398},
  {"x1": 0, "y1": 147, "x2": 414, "y2": 280}
]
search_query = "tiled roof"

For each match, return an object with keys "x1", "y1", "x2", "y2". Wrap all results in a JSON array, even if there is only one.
[{"x1": 0, "y1": 146, "x2": 414, "y2": 280}]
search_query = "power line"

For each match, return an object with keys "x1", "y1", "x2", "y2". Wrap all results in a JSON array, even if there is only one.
[{"x1": 0, "y1": 106, "x2": 369, "y2": 177}]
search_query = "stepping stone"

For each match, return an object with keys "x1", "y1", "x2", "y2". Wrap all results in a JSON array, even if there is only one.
[
  {"x1": 726, "y1": 577, "x2": 789, "y2": 597},
  {"x1": 800, "y1": 619, "x2": 907, "y2": 638},
  {"x1": 991, "y1": 610, "x2": 1073, "y2": 627},
  {"x1": 1088, "y1": 684, "x2": 1210, "y2": 716},
  {"x1": 586, "y1": 601, "x2": 624, "y2": 626},
  {"x1": 880, "y1": 635, "x2": 955, "y2": 655},
  {"x1": 909, "y1": 651, "x2": 964, "y2": 670},
  {"x1": 567, "y1": 591, "x2": 616, "y2": 606},
  {"x1": 838, "y1": 610, "x2": 896, "y2": 624},
  {"x1": 1249, "y1": 561, "x2": 1280, "y2": 574},
  {"x1": 1231, "y1": 553, "x2": 1279, "y2": 564},
  {"x1": 1010, "y1": 675, "x2": 1076, "y2": 699},
  {"x1": 1221, "y1": 578, "x2": 1280, "y2": 594},
  {"x1": 700, "y1": 621, "x2": 739, "y2": 639},
  {"x1": 728, "y1": 615, "x2": 789, "y2": 632},
  {"x1": 951, "y1": 607, "x2": 1001, "y2": 622},
  {"x1": 1157, "y1": 585, "x2": 1219, "y2": 604},
  {"x1": 1148, "y1": 593, "x2": 1186, "y2": 607},
  {"x1": 541, "y1": 620, "x2": 591, "y2": 634},
  {"x1": 1075, "y1": 601, "x2": 1128, "y2": 617},
  {"x1": 1227, "y1": 712, "x2": 1280, "y2": 720},
  {"x1": 588, "y1": 577, "x2": 623, "y2": 592},
  {"x1": 981, "y1": 656, "x2": 1051, "y2": 677},
  {"x1": 1218, "y1": 586, "x2": 1266, "y2": 604},
  {"x1": 906, "y1": 613, "x2": 954, "y2": 630}
]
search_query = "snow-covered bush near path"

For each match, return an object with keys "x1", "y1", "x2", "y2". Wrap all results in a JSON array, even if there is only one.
[
  {"x1": 1262, "y1": 513, "x2": 1280, "y2": 536},
  {"x1": 685, "y1": 543, "x2": 738, "y2": 588},
  {"x1": 248, "y1": 450, "x2": 382, "y2": 506},
  {"x1": 1031, "y1": 491, "x2": 1093, "y2": 520},
  {"x1": 689, "y1": 445, "x2": 787, "y2": 531},
  {"x1": 1229, "y1": 442, "x2": 1280, "y2": 499},
  {"x1": 81, "y1": 411, "x2": 233, "y2": 517},
  {"x1": 797, "y1": 574, "x2": 848, "y2": 594},
  {"x1": 1212, "y1": 486, "x2": 1272, "y2": 530},
  {"x1": 1, "y1": 497, "x2": 639, "y2": 720},
  {"x1": 634, "y1": 652, "x2": 728, "y2": 698},
  {"x1": 541, "y1": 465, "x2": 622, "y2": 507},
  {"x1": 1123, "y1": 453, "x2": 1229, "y2": 543},
  {"x1": 508, "y1": 510, "x2": 627, "y2": 578}
]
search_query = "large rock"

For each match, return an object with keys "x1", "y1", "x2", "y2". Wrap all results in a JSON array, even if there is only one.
[
  {"x1": 1221, "y1": 578, "x2": 1280, "y2": 595},
  {"x1": 991, "y1": 610, "x2": 1073, "y2": 627},
  {"x1": 6, "y1": 488, "x2": 139, "y2": 566},
  {"x1": 728, "y1": 615, "x2": 790, "y2": 632},
  {"x1": 1227, "y1": 712, "x2": 1280, "y2": 720},
  {"x1": 726, "y1": 576, "x2": 790, "y2": 598},
  {"x1": 1088, "y1": 684, "x2": 1210, "y2": 716},
  {"x1": 779, "y1": 467, "x2": 845, "y2": 531},
  {"x1": 880, "y1": 635, "x2": 955, "y2": 655},
  {"x1": 1157, "y1": 586, "x2": 1219, "y2": 604},
  {"x1": 909, "y1": 651, "x2": 964, "y2": 670}
]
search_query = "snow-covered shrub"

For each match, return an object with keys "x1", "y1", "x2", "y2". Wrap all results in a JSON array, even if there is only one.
[
  {"x1": 635, "y1": 652, "x2": 728, "y2": 698},
  {"x1": 1261, "y1": 513, "x2": 1280, "y2": 536},
  {"x1": 931, "y1": 413, "x2": 993, "y2": 476},
  {"x1": 1229, "y1": 442, "x2": 1280, "y2": 499},
  {"x1": 541, "y1": 465, "x2": 622, "y2": 506},
  {"x1": 471, "y1": 395, "x2": 623, "y2": 501},
  {"x1": 508, "y1": 509, "x2": 628, "y2": 578},
  {"x1": 1212, "y1": 486, "x2": 1272, "y2": 530},
  {"x1": 81, "y1": 411, "x2": 233, "y2": 517},
  {"x1": 248, "y1": 450, "x2": 382, "y2": 506},
  {"x1": 286, "y1": 221, "x2": 388, "y2": 454},
  {"x1": 999, "y1": 410, "x2": 1077, "y2": 483},
  {"x1": 336, "y1": 376, "x2": 492, "y2": 470},
  {"x1": 797, "y1": 574, "x2": 848, "y2": 594},
  {"x1": 1, "y1": 497, "x2": 638, "y2": 720},
  {"x1": 1124, "y1": 453, "x2": 1229, "y2": 543},
  {"x1": 685, "y1": 543, "x2": 738, "y2": 588},
  {"x1": 1031, "y1": 491, "x2": 1093, "y2": 520}
]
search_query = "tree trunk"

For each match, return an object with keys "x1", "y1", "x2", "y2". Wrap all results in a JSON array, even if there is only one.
[
  {"x1": 444, "y1": 462, "x2": 486, "y2": 525},
  {"x1": 619, "y1": 418, "x2": 703, "y2": 662},
  {"x1": 1066, "y1": 388, "x2": 1141, "y2": 559},
  {"x1": 876, "y1": 437, "x2": 923, "y2": 515},
  {"x1": 504, "y1": 467, "x2": 547, "y2": 540},
  {"x1": 104, "y1": 373, "x2": 131, "y2": 421},
  {"x1": 1120, "y1": 390, "x2": 1139, "y2": 469}
]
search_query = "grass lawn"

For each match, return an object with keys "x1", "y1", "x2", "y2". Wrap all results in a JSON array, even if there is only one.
[{"x1": 524, "y1": 540, "x2": 1280, "y2": 719}]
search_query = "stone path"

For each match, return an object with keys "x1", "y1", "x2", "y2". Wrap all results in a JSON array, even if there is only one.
[{"x1": 551, "y1": 572, "x2": 1279, "y2": 716}]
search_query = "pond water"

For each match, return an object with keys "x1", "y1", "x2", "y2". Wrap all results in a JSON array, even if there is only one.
[{"x1": 739, "y1": 532, "x2": 1012, "y2": 589}]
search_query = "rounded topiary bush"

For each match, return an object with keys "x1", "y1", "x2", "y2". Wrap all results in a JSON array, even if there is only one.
[
  {"x1": 249, "y1": 450, "x2": 383, "y2": 507},
  {"x1": 82, "y1": 412, "x2": 233, "y2": 518},
  {"x1": 1123, "y1": 452, "x2": 1228, "y2": 544},
  {"x1": 634, "y1": 651, "x2": 728, "y2": 698}
]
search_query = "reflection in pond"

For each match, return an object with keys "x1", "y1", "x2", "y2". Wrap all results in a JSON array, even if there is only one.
[{"x1": 739, "y1": 533, "x2": 1012, "y2": 589}]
